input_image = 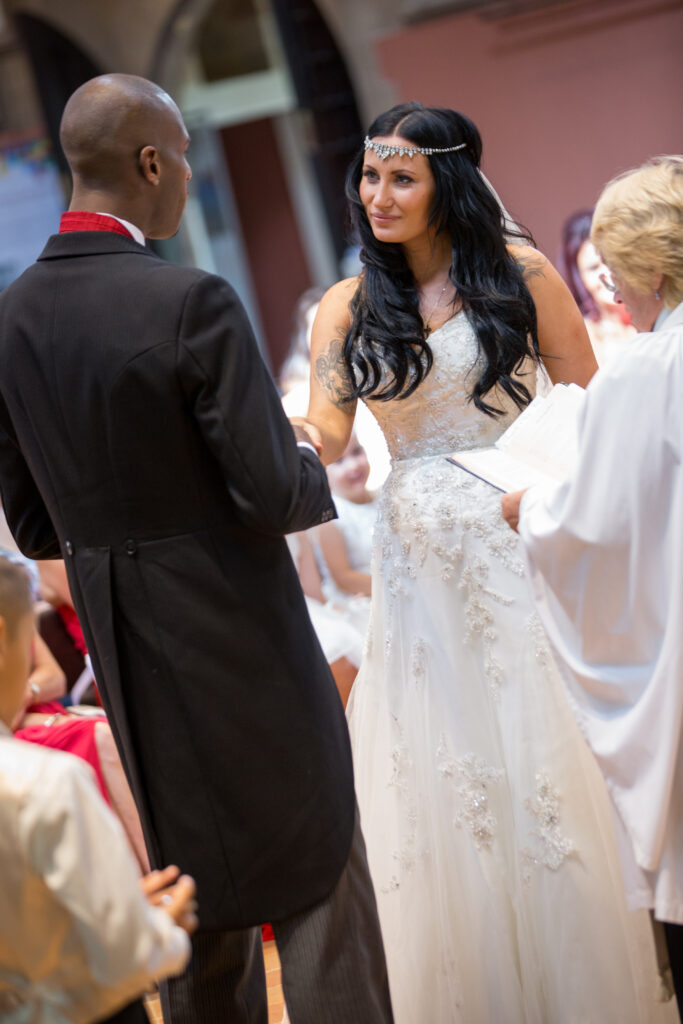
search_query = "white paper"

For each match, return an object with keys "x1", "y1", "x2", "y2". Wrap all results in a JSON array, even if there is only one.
[{"x1": 448, "y1": 383, "x2": 585, "y2": 492}]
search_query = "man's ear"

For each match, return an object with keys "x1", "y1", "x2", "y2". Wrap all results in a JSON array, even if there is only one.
[{"x1": 139, "y1": 145, "x2": 161, "y2": 186}]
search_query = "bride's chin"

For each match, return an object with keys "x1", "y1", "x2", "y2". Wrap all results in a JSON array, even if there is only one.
[{"x1": 370, "y1": 225, "x2": 406, "y2": 243}]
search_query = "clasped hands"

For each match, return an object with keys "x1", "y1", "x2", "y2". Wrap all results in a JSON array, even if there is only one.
[{"x1": 290, "y1": 417, "x2": 324, "y2": 456}]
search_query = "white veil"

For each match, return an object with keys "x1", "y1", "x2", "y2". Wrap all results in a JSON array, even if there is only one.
[{"x1": 478, "y1": 169, "x2": 528, "y2": 245}]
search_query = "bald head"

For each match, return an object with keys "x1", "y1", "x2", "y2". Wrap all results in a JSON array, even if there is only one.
[
  {"x1": 61, "y1": 74, "x2": 179, "y2": 186},
  {"x1": 60, "y1": 74, "x2": 191, "y2": 239}
]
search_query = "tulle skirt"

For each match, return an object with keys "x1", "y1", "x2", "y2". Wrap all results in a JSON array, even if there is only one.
[{"x1": 347, "y1": 455, "x2": 674, "y2": 1023}]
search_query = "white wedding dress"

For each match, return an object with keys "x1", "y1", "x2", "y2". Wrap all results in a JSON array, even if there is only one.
[{"x1": 346, "y1": 313, "x2": 675, "y2": 1023}]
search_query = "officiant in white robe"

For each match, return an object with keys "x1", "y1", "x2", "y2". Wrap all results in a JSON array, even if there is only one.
[
  {"x1": 518, "y1": 302, "x2": 683, "y2": 923},
  {"x1": 502, "y1": 156, "x2": 683, "y2": 1006}
]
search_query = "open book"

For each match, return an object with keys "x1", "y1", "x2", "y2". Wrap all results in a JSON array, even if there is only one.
[{"x1": 447, "y1": 382, "x2": 586, "y2": 493}]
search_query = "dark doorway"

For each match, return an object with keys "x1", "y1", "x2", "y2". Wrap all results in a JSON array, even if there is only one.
[
  {"x1": 270, "y1": 0, "x2": 363, "y2": 260},
  {"x1": 13, "y1": 13, "x2": 101, "y2": 180}
]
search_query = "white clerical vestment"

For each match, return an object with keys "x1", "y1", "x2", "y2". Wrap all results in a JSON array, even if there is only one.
[{"x1": 519, "y1": 301, "x2": 683, "y2": 926}]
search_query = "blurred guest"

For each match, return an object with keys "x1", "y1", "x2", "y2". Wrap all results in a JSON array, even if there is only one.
[
  {"x1": 36, "y1": 558, "x2": 90, "y2": 662},
  {"x1": 0, "y1": 556, "x2": 195, "y2": 1024},
  {"x1": 287, "y1": 530, "x2": 362, "y2": 708},
  {"x1": 317, "y1": 434, "x2": 377, "y2": 650},
  {"x1": 558, "y1": 207, "x2": 635, "y2": 365},
  {"x1": 279, "y1": 286, "x2": 326, "y2": 399},
  {"x1": 320, "y1": 434, "x2": 376, "y2": 600},
  {"x1": 0, "y1": 533, "x2": 149, "y2": 871},
  {"x1": 11, "y1": 598, "x2": 149, "y2": 872},
  {"x1": 503, "y1": 155, "x2": 683, "y2": 1009}
]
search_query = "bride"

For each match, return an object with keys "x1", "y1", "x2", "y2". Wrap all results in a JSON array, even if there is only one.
[{"x1": 298, "y1": 102, "x2": 675, "y2": 1022}]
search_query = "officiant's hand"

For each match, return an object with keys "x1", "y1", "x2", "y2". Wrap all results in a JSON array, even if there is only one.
[
  {"x1": 501, "y1": 490, "x2": 527, "y2": 533},
  {"x1": 290, "y1": 417, "x2": 323, "y2": 454}
]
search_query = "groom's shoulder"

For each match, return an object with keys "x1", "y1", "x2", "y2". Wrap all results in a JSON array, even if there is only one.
[{"x1": 133, "y1": 259, "x2": 243, "y2": 309}]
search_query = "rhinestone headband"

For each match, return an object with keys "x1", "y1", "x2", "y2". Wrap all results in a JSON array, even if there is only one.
[{"x1": 364, "y1": 137, "x2": 467, "y2": 161}]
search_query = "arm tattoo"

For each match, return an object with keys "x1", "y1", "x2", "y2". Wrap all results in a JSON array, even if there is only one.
[
  {"x1": 313, "y1": 339, "x2": 356, "y2": 411},
  {"x1": 518, "y1": 253, "x2": 547, "y2": 283}
]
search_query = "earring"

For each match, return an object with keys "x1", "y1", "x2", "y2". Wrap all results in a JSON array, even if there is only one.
[{"x1": 655, "y1": 290, "x2": 661, "y2": 300}]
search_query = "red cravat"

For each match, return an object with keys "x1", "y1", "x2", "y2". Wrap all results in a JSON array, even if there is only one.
[{"x1": 59, "y1": 211, "x2": 133, "y2": 239}]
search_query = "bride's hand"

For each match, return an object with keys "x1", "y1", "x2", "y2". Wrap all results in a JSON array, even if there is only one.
[{"x1": 290, "y1": 417, "x2": 323, "y2": 455}]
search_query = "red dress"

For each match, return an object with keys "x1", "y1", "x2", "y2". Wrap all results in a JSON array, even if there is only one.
[{"x1": 15, "y1": 702, "x2": 110, "y2": 804}]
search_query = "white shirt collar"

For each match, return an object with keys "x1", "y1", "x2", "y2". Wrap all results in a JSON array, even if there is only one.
[
  {"x1": 97, "y1": 212, "x2": 146, "y2": 247},
  {"x1": 653, "y1": 305, "x2": 673, "y2": 332}
]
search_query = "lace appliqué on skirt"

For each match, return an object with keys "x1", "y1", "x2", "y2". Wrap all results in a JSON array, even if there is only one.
[
  {"x1": 522, "y1": 771, "x2": 576, "y2": 883},
  {"x1": 437, "y1": 738, "x2": 504, "y2": 852}
]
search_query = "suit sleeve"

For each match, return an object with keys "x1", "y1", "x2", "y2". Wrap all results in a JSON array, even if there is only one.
[
  {"x1": 0, "y1": 390, "x2": 61, "y2": 559},
  {"x1": 176, "y1": 273, "x2": 336, "y2": 536}
]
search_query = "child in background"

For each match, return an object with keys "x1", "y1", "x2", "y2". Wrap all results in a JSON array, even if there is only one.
[
  {"x1": 0, "y1": 556, "x2": 196, "y2": 1024},
  {"x1": 317, "y1": 435, "x2": 378, "y2": 636},
  {"x1": 286, "y1": 530, "x2": 362, "y2": 710}
]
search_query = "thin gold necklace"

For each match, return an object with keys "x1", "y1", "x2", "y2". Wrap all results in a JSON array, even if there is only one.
[{"x1": 421, "y1": 273, "x2": 451, "y2": 336}]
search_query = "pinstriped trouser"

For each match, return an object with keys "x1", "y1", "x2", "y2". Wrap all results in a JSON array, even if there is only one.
[
  {"x1": 665, "y1": 923, "x2": 682, "y2": 1019},
  {"x1": 159, "y1": 809, "x2": 394, "y2": 1023},
  {"x1": 101, "y1": 999, "x2": 148, "y2": 1023}
]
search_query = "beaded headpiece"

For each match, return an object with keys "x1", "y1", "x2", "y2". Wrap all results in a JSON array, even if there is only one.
[{"x1": 364, "y1": 137, "x2": 467, "y2": 161}]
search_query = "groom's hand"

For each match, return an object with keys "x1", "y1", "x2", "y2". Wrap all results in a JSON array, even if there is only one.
[{"x1": 290, "y1": 417, "x2": 323, "y2": 454}]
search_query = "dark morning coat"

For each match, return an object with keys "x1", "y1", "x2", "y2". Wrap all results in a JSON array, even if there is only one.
[{"x1": 0, "y1": 230, "x2": 355, "y2": 930}]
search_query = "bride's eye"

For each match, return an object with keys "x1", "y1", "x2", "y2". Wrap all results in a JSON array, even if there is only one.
[{"x1": 362, "y1": 169, "x2": 379, "y2": 182}]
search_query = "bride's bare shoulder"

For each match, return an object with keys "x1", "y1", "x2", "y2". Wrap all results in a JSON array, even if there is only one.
[
  {"x1": 507, "y1": 244, "x2": 548, "y2": 277},
  {"x1": 316, "y1": 276, "x2": 361, "y2": 333}
]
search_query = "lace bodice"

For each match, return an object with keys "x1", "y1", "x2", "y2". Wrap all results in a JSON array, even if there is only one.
[{"x1": 362, "y1": 312, "x2": 537, "y2": 461}]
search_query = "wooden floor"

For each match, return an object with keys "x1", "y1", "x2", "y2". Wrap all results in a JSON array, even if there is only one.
[
  {"x1": 145, "y1": 940, "x2": 285, "y2": 1023},
  {"x1": 263, "y1": 940, "x2": 286, "y2": 1024}
]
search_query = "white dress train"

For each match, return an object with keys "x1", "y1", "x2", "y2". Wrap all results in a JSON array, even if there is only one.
[{"x1": 346, "y1": 313, "x2": 675, "y2": 1023}]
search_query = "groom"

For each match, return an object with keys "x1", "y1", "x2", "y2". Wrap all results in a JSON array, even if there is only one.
[{"x1": 0, "y1": 74, "x2": 392, "y2": 1023}]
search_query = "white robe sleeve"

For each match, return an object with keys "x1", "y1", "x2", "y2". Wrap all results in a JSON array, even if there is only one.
[
  {"x1": 518, "y1": 321, "x2": 683, "y2": 923},
  {"x1": 23, "y1": 754, "x2": 191, "y2": 1013}
]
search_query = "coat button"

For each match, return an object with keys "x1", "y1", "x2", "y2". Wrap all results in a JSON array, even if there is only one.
[
  {"x1": 125, "y1": 539, "x2": 137, "y2": 556},
  {"x1": 64, "y1": 540, "x2": 74, "y2": 556}
]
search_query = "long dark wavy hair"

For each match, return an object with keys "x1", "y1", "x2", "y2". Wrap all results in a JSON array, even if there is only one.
[{"x1": 344, "y1": 102, "x2": 539, "y2": 416}]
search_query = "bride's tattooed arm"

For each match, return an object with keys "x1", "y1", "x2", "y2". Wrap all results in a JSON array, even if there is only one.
[
  {"x1": 313, "y1": 338, "x2": 357, "y2": 412},
  {"x1": 299, "y1": 277, "x2": 359, "y2": 462},
  {"x1": 517, "y1": 250, "x2": 548, "y2": 284}
]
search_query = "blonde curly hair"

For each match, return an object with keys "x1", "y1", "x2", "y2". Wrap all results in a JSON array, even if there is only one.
[{"x1": 591, "y1": 155, "x2": 683, "y2": 309}]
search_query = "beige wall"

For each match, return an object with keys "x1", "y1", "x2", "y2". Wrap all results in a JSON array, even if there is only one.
[
  {"x1": 372, "y1": 0, "x2": 683, "y2": 257},
  {"x1": 4, "y1": 0, "x2": 212, "y2": 90}
]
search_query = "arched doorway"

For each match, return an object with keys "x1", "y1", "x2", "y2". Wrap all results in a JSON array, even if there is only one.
[
  {"x1": 177, "y1": 0, "x2": 365, "y2": 372},
  {"x1": 13, "y1": 12, "x2": 101, "y2": 179}
]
